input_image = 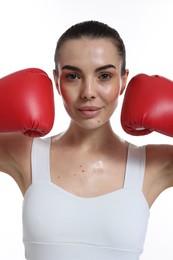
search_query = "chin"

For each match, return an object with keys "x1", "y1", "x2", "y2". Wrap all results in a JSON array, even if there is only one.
[{"x1": 74, "y1": 119, "x2": 109, "y2": 131}]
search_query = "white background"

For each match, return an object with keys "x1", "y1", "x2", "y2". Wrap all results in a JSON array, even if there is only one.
[{"x1": 1, "y1": 0, "x2": 173, "y2": 259}]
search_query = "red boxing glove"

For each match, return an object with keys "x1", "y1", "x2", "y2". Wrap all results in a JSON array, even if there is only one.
[
  {"x1": 0, "y1": 68, "x2": 54, "y2": 137},
  {"x1": 121, "y1": 74, "x2": 173, "y2": 137}
]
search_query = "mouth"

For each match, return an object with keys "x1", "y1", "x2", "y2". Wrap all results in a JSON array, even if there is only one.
[{"x1": 77, "y1": 106, "x2": 102, "y2": 117}]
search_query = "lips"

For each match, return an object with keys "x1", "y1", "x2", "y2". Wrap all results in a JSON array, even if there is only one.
[{"x1": 77, "y1": 106, "x2": 102, "y2": 117}]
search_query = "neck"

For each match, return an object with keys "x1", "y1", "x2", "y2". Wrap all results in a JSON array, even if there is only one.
[{"x1": 63, "y1": 121, "x2": 121, "y2": 150}]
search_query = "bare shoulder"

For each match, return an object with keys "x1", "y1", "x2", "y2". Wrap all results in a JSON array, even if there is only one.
[
  {"x1": 143, "y1": 143, "x2": 173, "y2": 206},
  {"x1": 0, "y1": 133, "x2": 33, "y2": 182}
]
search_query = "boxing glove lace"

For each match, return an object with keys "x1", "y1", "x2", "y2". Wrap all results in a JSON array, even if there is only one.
[
  {"x1": 0, "y1": 68, "x2": 54, "y2": 137},
  {"x1": 121, "y1": 73, "x2": 173, "y2": 137}
]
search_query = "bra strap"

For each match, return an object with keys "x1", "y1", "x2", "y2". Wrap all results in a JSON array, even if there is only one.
[
  {"x1": 31, "y1": 137, "x2": 51, "y2": 183},
  {"x1": 124, "y1": 143, "x2": 146, "y2": 190}
]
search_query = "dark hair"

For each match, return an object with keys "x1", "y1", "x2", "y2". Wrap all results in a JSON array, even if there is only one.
[{"x1": 54, "y1": 20, "x2": 126, "y2": 75}]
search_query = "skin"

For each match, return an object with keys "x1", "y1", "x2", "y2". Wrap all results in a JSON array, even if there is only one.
[{"x1": 0, "y1": 38, "x2": 173, "y2": 208}]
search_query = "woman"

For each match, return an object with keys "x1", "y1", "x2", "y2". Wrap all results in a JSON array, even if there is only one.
[{"x1": 1, "y1": 20, "x2": 173, "y2": 260}]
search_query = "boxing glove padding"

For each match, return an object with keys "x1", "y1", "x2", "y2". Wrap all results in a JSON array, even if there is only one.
[
  {"x1": 0, "y1": 68, "x2": 55, "y2": 137},
  {"x1": 121, "y1": 73, "x2": 173, "y2": 137}
]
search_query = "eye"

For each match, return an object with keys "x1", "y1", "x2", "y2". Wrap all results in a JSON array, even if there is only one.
[
  {"x1": 99, "y1": 73, "x2": 112, "y2": 81},
  {"x1": 66, "y1": 73, "x2": 80, "y2": 81}
]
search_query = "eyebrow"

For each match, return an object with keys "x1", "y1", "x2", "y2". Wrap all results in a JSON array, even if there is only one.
[{"x1": 62, "y1": 64, "x2": 117, "y2": 73}]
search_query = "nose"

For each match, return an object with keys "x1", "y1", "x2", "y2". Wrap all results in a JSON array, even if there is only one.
[{"x1": 80, "y1": 79, "x2": 96, "y2": 100}]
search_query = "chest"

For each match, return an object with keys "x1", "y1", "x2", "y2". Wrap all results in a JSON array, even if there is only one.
[{"x1": 50, "y1": 147, "x2": 127, "y2": 198}]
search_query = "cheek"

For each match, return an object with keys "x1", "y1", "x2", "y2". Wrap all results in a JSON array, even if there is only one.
[
  {"x1": 58, "y1": 83, "x2": 74, "y2": 105},
  {"x1": 59, "y1": 89, "x2": 74, "y2": 116},
  {"x1": 59, "y1": 88, "x2": 70, "y2": 103},
  {"x1": 102, "y1": 85, "x2": 120, "y2": 103}
]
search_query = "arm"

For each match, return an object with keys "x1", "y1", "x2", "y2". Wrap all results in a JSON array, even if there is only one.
[
  {"x1": 121, "y1": 74, "x2": 173, "y2": 206},
  {"x1": 0, "y1": 68, "x2": 55, "y2": 194},
  {"x1": 144, "y1": 143, "x2": 173, "y2": 206},
  {"x1": 0, "y1": 133, "x2": 33, "y2": 194}
]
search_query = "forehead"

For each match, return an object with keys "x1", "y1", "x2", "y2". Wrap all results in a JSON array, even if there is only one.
[{"x1": 57, "y1": 38, "x2": 121, "y2": 67}]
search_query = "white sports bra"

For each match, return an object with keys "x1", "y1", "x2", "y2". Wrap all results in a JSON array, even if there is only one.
[{"x1": 22, "y1": 137, "x2": 150, "y2": 260}]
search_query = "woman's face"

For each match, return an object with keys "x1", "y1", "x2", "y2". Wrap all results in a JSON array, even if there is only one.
[{"x1": 53, "y1": 38, "x2": 129, "y2": 130}]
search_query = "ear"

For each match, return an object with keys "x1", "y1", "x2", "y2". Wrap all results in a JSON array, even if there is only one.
[
  {"x1": 53, "y1": 69, "x2": 61, "y2": 95},
  {"x1": 120, "y1": 69, "x2": 129, "y2": 95}
]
